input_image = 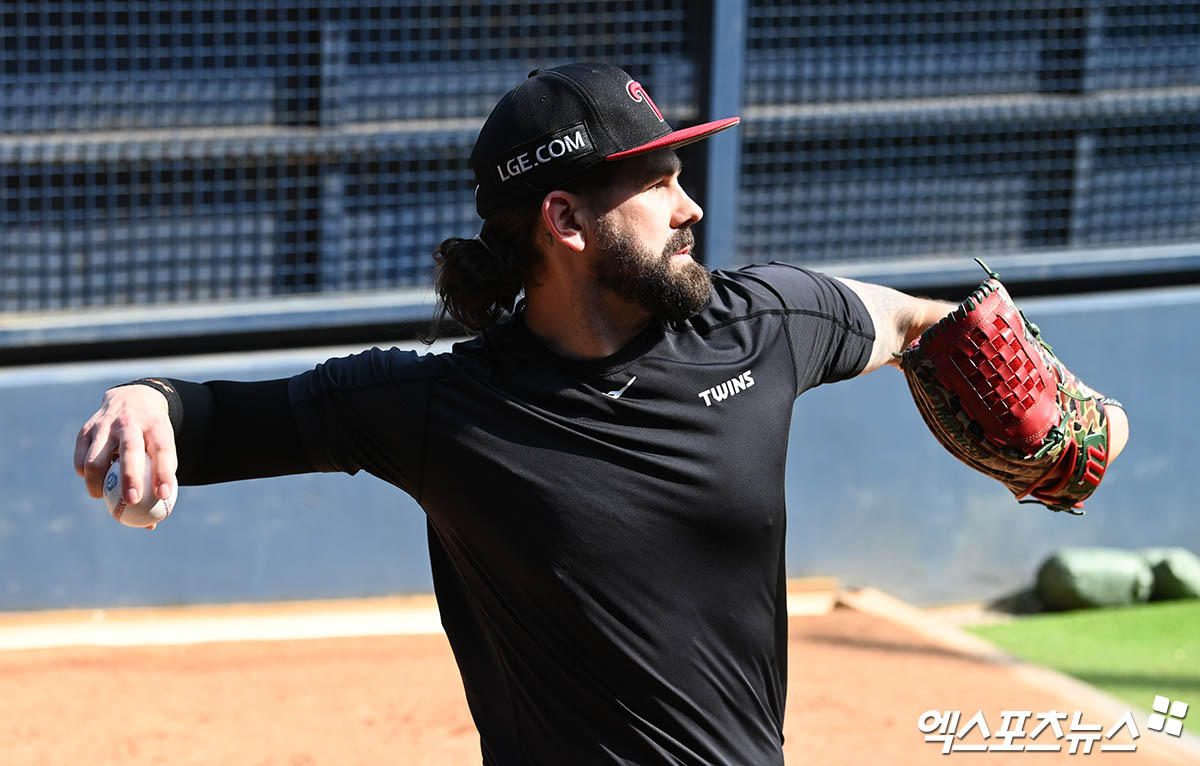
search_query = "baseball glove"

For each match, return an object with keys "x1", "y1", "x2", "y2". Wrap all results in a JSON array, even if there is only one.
[{"x1": 900, "y1": 261, "x2": 1117, "y2": 515}]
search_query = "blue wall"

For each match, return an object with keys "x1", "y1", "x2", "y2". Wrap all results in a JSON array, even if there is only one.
[
  {"x1": 785, "y1": 285, "x2": 1198, "y2": 604},
  {"x1": 0, "y1": 344, "x2": 445, "y2": 609},
  {"x1": 1, "y1": 285, "x2": 1195, "y2": 609}
]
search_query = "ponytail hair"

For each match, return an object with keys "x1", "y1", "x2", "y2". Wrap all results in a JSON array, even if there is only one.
[{"x1": 430, "y1": 203, "x2": 542, "y2": 337}]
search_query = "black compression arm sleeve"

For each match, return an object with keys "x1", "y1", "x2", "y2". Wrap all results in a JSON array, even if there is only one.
[{"x1": 163, "y1": 377, "x2": 313, "y2": 485}]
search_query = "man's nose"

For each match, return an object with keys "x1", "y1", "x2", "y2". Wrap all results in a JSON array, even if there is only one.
[{"x1": 676, "y1": 188, "x2": 703, "y2": 227}]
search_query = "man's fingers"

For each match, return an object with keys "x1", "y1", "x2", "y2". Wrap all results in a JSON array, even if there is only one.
[
  {"x1": 119, "y1": 430, "x2": 147, "y2": 505},
  {"x1": 77, "y1": 386, "x2": 178, "y2": 503},
  {"x1": 81, "y1": 426, "x2": 117, "y2": 498},
  {"x1": 144, "y1": 428, "x2": 179, "y2": 500},
  {"x1": 73, "y1": 420, "x2": 97, "y2": 478},
  {"x1": 1105, "y1": 403, "x2": 1129, "y2": 463}
]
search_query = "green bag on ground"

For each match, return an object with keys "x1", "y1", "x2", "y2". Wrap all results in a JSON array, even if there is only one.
[
  {"x1": 1036, "y1": 547, "x2": 1154, "y2": 610},
  {"x1": 1140, "y1": 547, "x2": 1200, "y2": 600}
]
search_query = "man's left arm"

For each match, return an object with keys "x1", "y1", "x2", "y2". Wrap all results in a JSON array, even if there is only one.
[{"x1": 835, "y1": 277, "x2": 955, "y2": 375}]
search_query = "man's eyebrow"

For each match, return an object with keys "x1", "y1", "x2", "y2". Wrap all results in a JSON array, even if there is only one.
[{"x1": 633, "y1": 151, "x2": 682, "y2": 185}]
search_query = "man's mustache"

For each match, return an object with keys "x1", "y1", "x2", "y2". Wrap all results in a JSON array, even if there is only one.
[{"x1": 664, "y1": 227, "x2": 695, "y2": 256}]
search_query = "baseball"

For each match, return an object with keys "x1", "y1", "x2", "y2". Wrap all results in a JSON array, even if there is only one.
[{"x1": 103, "y1": 459, "x2": 177, "y2": 528}]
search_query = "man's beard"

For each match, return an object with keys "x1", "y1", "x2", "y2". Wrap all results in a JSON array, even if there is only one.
[{"x1": 592, "y1": 216, "x2": 713, "y2": 322}]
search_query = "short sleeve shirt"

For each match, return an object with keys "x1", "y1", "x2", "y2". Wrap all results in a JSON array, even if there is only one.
[{"x1": 288, "y1": 264, "x2": 875, "y2": 765}]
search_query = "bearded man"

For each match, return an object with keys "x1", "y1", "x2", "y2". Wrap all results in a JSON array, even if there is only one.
[{"x1": 75, "y1": 64, "x2": 1126, "y2": 765}]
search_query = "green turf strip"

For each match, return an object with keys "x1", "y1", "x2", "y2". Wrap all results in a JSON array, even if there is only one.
[{"x1": 967, "y1": 601, "x2": 1200, "y2": 712}]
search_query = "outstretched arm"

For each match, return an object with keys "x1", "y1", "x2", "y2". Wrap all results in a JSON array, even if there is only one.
[
  {"x1": 74, "y1": 378, "x2": 311, "y2": 517},
  {"x1": 835, "y1": 277, "x2": 955, "y2": 375}
]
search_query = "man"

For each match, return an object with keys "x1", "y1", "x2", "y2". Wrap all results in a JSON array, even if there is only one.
[{"x1": 75, "y1": 64, "x2": 1127, "y2": 764}]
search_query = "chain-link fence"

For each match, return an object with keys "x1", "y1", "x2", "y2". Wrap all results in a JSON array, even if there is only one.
[{"x1": 2, "y1": 1, "x2": 1197, "y2": 324}]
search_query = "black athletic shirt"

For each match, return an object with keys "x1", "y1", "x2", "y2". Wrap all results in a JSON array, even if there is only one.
[{"x1": 268, "y1": 264, "x2": 871, "y2": 764}]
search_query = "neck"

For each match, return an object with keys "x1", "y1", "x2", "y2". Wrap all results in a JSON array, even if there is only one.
[{"x1": 522, "y1": 280, "x2": 653, "y2": 360}]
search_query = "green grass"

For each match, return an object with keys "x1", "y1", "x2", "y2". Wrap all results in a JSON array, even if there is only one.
[{"x1": 967, "y1": 600, "x2": 1200, "y2": 711}]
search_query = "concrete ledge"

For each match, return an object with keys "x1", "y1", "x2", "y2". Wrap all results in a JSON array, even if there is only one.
[
  {"x1": 0, "y1": 579, "x2": 841, "y2": 652},
  {"x1": 785, "y1": 575, "x2": 840, "y2": 616},
  {"x1": 0, "y1": 594, "x2": 445, "y2": 650}
]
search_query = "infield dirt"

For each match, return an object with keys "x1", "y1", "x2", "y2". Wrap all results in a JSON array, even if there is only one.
[{"x1": 0, "y1": 589, "x2": 1195, "y2": 765}]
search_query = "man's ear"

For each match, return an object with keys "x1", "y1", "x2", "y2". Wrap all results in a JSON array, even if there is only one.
[{"x1": 541, "y1": 190, "x2": 589, "y2": 253}]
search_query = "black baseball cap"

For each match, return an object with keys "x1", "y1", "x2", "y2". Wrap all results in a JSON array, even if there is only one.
[{"x1": 471, "y1": 63, "x2": 740, "y2": 218}]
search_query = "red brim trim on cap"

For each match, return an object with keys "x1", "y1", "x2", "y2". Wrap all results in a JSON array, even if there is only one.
[{"x1": 605, "y1": 117, "x2": 741, "y2": 161}]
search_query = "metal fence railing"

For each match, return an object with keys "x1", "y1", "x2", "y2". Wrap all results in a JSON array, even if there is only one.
[
  {"x1": 1, "y1": 1, "x2": 706, "y2": 316},
  {"x1": 735, "y1": 0, "x2": 1200, "y2": 268},
  {"x1": 2, "y1": 1, "x2": 1198, "y2": 329}
]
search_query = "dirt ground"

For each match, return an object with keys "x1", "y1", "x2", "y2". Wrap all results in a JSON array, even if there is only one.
[{"x1": 0, "y1": 599, "x2": 1191, "y2": 766}]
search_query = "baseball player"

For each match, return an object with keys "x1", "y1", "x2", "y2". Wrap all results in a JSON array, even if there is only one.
[{"x1": 74, "y1": 64, "x2": 1128, "y2": 764}]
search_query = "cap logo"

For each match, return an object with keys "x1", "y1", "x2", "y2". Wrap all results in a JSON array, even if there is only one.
[
  {"x1": 626, "y1": 80, "x2": 663, "y2": 122},
  {"x1": 495, "y1": 124, "x2": 592, "y2": 183}
]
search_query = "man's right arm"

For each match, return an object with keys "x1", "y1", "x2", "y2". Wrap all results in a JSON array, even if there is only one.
[{"x1": 74, "y1": 377, "x2": 310, "y2": 508}]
